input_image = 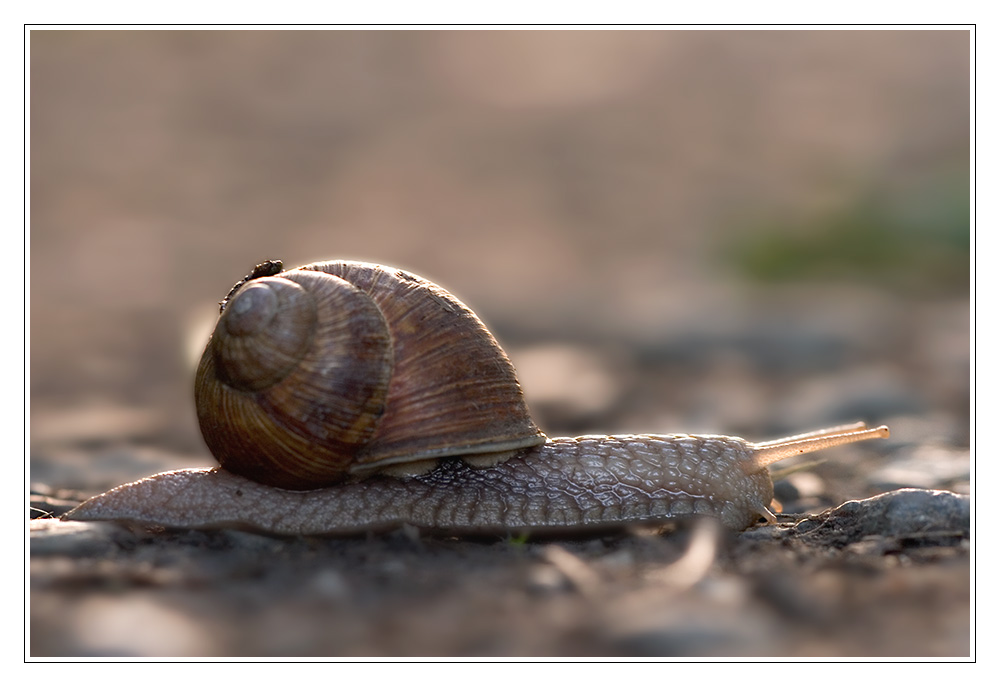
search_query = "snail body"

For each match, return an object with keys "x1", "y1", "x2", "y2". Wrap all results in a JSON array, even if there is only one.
[{"x1": 64, "y1": 260, "x2": 889, "y2": 536}]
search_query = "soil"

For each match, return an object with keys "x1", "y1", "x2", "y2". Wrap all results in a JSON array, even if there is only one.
[{"x1": 31, "y1": 486, "x2": 969, "y2": 657}]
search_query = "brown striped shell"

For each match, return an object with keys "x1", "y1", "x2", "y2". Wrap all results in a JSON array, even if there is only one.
[{"x1": 194, "y1": 260, "x2": 546, "y2": 490}]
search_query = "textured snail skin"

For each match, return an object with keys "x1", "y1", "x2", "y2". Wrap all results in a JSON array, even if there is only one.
[{"x1": 64, "y1": 434, "x2": 776, "y2": 535}]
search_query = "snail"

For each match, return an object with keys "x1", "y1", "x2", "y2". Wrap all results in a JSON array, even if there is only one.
[{"x1": 63, "y1": 259, "x2": 889, "y2": 536}]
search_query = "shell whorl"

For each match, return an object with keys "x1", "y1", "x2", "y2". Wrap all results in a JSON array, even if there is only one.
[
  {"x1": 196, "y1": 269, "x2": 394, "y2": 489},
  {"x1": 195, "y1": 261, "x2": 545, "y2": 490},
  {"x1": 210, "y1": 276, "x2": 318, "y2": 391}
]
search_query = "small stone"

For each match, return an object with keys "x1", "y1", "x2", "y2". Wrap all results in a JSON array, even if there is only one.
[{"x1": 794, "y1": 489, "x2": 969, "y2": 546}]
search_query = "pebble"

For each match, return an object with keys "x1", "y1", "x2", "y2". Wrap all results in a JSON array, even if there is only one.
[{"x1": 795, "y1": 488, "x2": 970, "y2": 541}]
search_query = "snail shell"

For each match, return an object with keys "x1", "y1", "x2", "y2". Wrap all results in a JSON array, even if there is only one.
[
  {"x1": 195, "y1": 261, "x2": 545, "y2": 489},
  {"x1": 63, "y1": 260, "x2": 890, "y2": 536}
]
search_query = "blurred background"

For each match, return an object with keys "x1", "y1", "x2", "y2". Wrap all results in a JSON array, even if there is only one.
[{"x1": 30, "y1": 28, "x2": 969, "y2": 490}]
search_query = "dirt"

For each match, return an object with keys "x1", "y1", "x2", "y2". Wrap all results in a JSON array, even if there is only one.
[{"x1": 30, "y1": 486, "x2": 969, "y2": 657}]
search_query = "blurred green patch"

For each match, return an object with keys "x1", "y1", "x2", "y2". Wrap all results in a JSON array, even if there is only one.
[{"x1": 724, "y1": 174, "x2": 970, "y2": 295}]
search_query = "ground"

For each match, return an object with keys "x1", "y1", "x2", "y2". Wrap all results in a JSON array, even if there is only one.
[{"x1": 30, "y1": 485, "x2": 969, "y2": 656}]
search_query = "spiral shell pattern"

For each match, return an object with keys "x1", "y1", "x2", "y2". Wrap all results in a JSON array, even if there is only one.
[{"x1": 195, "y1": 261, "x2": 546, "y2": 490}]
